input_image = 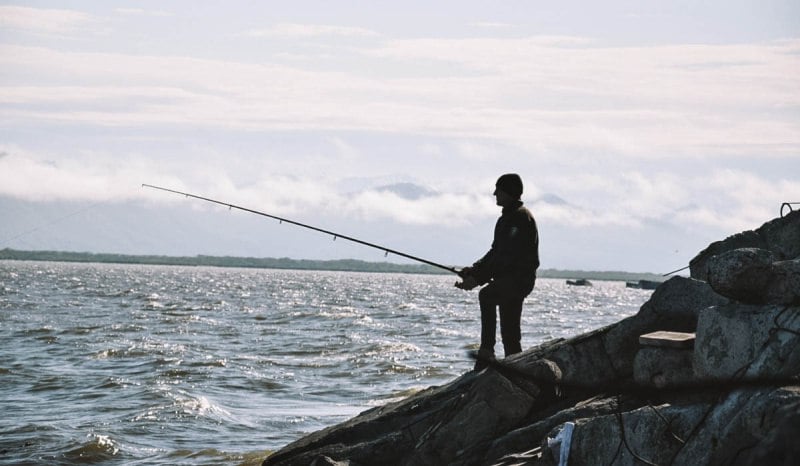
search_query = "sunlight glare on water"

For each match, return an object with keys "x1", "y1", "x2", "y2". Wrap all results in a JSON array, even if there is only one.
[{"x1": 0, "y1": 261, "x2": 653, "y2": 465}]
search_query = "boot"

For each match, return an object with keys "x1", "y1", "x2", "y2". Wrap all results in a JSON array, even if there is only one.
[{"x1": 473, "y1": 347, "x2": 495, "y2": 371}]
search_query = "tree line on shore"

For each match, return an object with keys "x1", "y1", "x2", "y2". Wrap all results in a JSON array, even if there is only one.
[{"x1": 0, "y1": 248, "x2": 666, "y2": 282}]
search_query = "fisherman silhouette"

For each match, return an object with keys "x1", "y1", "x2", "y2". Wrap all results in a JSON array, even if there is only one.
[{"x1": 456, "y1": 174, "x2": 540, "y2": 371}]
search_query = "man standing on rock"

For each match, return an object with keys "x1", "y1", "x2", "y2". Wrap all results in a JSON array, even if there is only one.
[{"x1": 456, "y1": 174, "x2": 540, "y2": 371}]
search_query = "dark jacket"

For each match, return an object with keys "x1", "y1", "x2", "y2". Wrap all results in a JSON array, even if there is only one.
[{"x1": 471, "y1": 200, "x2": 539, "y2": 286}]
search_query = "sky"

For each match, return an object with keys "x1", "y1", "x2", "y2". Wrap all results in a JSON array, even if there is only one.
[{"x1": 1, "y1": 1, "x2": 798, "y2": 273}]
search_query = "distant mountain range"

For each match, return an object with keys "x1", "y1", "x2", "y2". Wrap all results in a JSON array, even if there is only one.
[{"x1": 374, "y1": 182, "x2": 437, "y2": 200}]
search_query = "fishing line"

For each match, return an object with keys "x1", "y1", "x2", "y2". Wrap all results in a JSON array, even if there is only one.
[
  {"x1": 0, "y1": 201, "x2": 102, "y2": 248},
  {"x1": 662, "y1": 265, "x2": 690, "y2": 277},
  {"x1": 663, "y1": 202, "x2": 798, "y2": 277}
]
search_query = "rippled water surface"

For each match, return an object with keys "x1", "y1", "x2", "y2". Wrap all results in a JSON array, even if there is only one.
[{"x1": 0, "y1": 261, "x2": 653, "y2": 465}]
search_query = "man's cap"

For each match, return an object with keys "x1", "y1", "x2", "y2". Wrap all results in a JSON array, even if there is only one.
[{"x1": 495, "y1": 173, "x2": 523, "y2": 198}]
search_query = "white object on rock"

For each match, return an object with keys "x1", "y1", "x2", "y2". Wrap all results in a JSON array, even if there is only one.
[{"x1": 546, "y1": 421, "x2": 575, "y2": 466}]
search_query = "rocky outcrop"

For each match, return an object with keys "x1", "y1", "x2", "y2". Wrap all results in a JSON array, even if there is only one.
[
  {"x1": 564, "y1": 386, "x2": 800, "y2": 466},
  {"x1": 694, "y1": 303, "x2": 800, "y2": 381},
  {"x1": 690, "y1": 210, "x2": 800, "y2": 280},
  {"x1": 262, "y1": 214, "x2": 800, "y2": 466},
  {"x1": 706, "y1": 248, "x2": 800, "y2": 305}
]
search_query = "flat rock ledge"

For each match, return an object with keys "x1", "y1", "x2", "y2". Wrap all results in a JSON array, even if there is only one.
[{"x1": 262, "y1": 213, "x2": 800, "y2": 466}]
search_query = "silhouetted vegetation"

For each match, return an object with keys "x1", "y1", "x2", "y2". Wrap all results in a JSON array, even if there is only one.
[
  {"x1": 0, "y1": 248, "x2": 447, "y2": 274},
  {"x1": 0, "y1": 248, "x2": 666, "y2": 282}
]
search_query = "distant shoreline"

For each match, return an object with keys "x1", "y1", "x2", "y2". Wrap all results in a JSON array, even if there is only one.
[{"x1": 0, "y1": 248, "x2": 667, "y2": 282}]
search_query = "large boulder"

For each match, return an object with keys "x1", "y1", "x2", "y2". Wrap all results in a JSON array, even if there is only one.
[
  {"x1": 694, "y1": 303, "x2": 800, "y2": 381},
  {"x1": 706, "y1": 248, "x2": 777, "y2": 303},
  {"x1": 522, "y1": 330, "x2": 618, "y2": 388},
  {"x1": 562, "y1": 387, "x2": 800, "y2": 466},
  {"x1": 483, "y1": 396, "x2": 624, "y2": 465},
  {"x1": 261, "y1": 379, "x2": 471, "y2": 466},
  {"x1": 766, "y1": 259, "x2": 800, "y2": 305},
  {"x1": 707, "y1": 249, "x2": 800, "y2": 305},
  {"x1": 690, "y1": 230, "x2": 766, "y2": 280},
  {"x1": 602, "y1": 276, "x2": 727, "y2": 377},
  {"x1": 407, "y1": 369, "x2": 538, "y2": 464},
  {"x1": 262, "y1": 367, "x2": 543, "y2": 466},
  {"x1": 733, "y1": 396, "x2": 800, "y2": 465},
  {"x1": 565, "y1": 400, "x2": 711, "y2": 465},
  {"x1": 673, "y1": 387, "x2": 800, "y2": 465},
  {"x1": 759, "y1": 210, "x2": 800, "y2": 260},
  {"x1": 690, "y1": 210, "x2": 800, "y2": 280},
  {"x1": 634, "y1": 346, "x2": 694, "y2": 388},
  {"x1": 634, "y1": 276, "x2": 728, "y2": 332}
]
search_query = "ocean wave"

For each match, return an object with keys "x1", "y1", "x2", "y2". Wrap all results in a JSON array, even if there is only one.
[
  {"x1": 363, "y1": 340, "x2": 422, "y2": 356},
  {"x1": 30, "y1": 375, "x2": 72, "y2": 393},
  {"x1": 63, "y1": 433, "x2": 120, "y2": 463}
]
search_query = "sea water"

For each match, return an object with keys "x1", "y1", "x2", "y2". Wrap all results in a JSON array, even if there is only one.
[{"x1": 0, "y1": 261, "x2": 653, "y2": 465}]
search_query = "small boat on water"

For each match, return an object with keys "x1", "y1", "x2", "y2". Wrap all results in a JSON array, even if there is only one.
[
  {"x1": 626, "y1": 280, "x2": 661, "y2": 290},
  {"x1": 566, "y1": 279, "x2": 592, "y2": 287}
]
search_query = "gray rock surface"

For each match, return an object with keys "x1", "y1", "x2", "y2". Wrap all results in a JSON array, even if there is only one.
[
  {"x1": 261, "y1": 214, "x2": 800, "y2": 466},
  {"x1": 707, "y1": 248, "x2": 800, "y2": 305},
  {"x1": 765, "y1": 259, "x2": 800, "y2": 305},
  {"x1": 565, "y1": 387, "x2": 800, "y2": 466},
  {"x1": 673, "y1": 387, "x2": 800, "y2": 465},
  {"x1": 690, "y1": 210, "x2": 800, "y2": 280},
  {"x1": 706, "y1": 248, "x2": 777, "y2": 303},
  {"x1": 601, "y1": 276, "x2": 727, "y2": 378},
  {"x1": 634, "y1": 346, "x2": 694, "y2": 388},
  {"x1": 733, "y1": 396, "x2": 800, "y2": 465},
  {"x1": 694, "y1": 303, "x2": 800, "y2": 381}
]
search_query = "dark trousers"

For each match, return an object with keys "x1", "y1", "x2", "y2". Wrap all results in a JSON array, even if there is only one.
[{"x1": 479, "y1": 278, "x2": 534, "y2": 357}]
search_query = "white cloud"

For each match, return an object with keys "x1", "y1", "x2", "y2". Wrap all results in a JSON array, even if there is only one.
[
  {"x1": 468, "y1": 22, "x2": 515, "y2": 30},
  {"x1": 699, "y1": 169, "x2": 800, "y2": 229},
  {"x1": 345, "y1": 191, "x2": 493, "y2": 226},
  {"x1": 0, "y1": 145, "x2": 484, "y2": 226},
  {"x1": 1, "y1": 36, "x2": 797, "y2": 159},
  {"x1": 2, "y1": 138, "x2": 797, "y2": 253},
  {"x1": 114, "y1": 8, "x2": 172, "y2": 17},
  {"x1": 1, "y1": 13, "x2": 798, "y2": 243},
  {"x1": 0, "y1": 146, "x2": 159, "y2": 202},
  {"x1": 243, "y1": 23, "x2": 380, "y2": 38},
  {"x1": 537, "y1": 168, "x2": 800, "y2": 235},
  {"x1": 0, "y1": 5, "x2": 97, "y2": 35}
]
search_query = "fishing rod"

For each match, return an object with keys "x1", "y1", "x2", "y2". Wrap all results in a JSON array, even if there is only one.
[{"x1": 142, "y1": 184, "x2": 460, "y2": 275}]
